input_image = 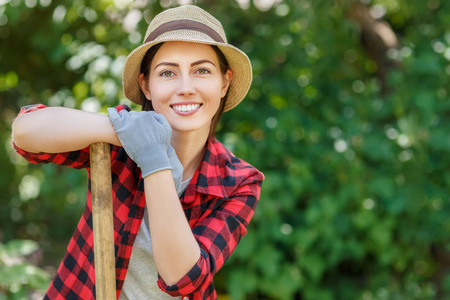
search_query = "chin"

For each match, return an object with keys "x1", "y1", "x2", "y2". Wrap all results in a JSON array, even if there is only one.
[{"x1": 171, "y1": 123, "x2": 211, "y2": 136}]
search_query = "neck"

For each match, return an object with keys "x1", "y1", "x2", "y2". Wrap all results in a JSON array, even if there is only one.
[{"x1": 171, "y1": 130, "x2": 210, "y2": 181}]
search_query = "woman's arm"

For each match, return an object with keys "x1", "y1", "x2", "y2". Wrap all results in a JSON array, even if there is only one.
[
  {"x1": 12, "y1": 106, "x2": 121, "y2": 153},
  {"x1": 156, "y1": 171, "x2": 264, "y2": 296},
  {"x1": 107, "y1": 108, "x2": 198, "y2": 285},
  {"x1": 144, "y1": 170, "x2": 201, "y2": 286}
]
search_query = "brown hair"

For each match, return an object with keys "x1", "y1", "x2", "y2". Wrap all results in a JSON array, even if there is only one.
[{"x1": 139, "y1": 43, "x2": 230, "y2": 138}]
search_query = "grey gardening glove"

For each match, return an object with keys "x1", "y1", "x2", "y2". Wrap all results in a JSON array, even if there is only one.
[{"x1": 107, "y1": 108, "x2": 183, "y2": 193}]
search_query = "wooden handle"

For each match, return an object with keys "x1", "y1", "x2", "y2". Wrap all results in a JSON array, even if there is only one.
[{"x1": 90, "y1": 142, "x2": 116, "y2": 299}]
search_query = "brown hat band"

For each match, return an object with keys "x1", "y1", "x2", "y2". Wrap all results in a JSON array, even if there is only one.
[{"x1": 144, "y1": 19, "x2": 225, "y2": 44}]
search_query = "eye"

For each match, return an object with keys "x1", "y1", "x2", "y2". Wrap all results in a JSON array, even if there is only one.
[
  {"x1": 160, "y1": 70, "x2": 175, "y2": 77},
  {"x1": 195, "y1": 68, "x2": 211, "y2": 75}
]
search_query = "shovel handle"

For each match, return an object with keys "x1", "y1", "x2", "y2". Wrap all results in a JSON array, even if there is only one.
[{"x1": 90, "y1": 142, "x2": 116, "y2": 299}]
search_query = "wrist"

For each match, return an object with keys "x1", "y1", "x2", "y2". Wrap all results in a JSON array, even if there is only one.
[
  {"x1": 100, "y1": 115, "x2": 122, "y2": 146},
  {"x1": 143, "y1": 169, "x2": 176, "y2": 191}
]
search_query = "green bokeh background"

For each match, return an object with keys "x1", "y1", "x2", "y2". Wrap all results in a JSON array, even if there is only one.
[{"x1": 1, "y1": 0, "x2": 450, "y2": 299}]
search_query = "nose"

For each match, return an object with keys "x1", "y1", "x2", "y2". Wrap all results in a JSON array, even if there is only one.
[{"x1": 177, "y1": 73, "x2": 196, "y2": 96}]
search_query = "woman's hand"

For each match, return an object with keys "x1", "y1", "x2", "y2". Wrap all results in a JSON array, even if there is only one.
[{"x1": 108, "y1": 108, "x2": 183, "y2": 187}]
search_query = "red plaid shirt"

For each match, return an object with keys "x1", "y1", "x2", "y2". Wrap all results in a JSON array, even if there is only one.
[{"x1": 13, "y1": 104, "x2": 264, "y2": 299}]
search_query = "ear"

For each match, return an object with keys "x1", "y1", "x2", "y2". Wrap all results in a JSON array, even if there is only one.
[
  {"x1": 138, "y1": 73, "x2": 151, "y2": 100},
  {"x1": 221, "y1": 69, "x2": 233, "y2": 98}
]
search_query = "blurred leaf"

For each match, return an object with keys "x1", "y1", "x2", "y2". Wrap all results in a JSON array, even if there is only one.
[{"x1": 2, "y1": 239, "x2": 38, "y2": 258}]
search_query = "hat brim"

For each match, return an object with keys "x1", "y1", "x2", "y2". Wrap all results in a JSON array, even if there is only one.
[{"x1": 122, "y1": 32, "x2": 252, "y2": 112}]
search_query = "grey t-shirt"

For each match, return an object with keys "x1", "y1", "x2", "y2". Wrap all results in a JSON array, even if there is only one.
[{"x1": 119, "y1": 178, "x2": 191, "y2": 300}]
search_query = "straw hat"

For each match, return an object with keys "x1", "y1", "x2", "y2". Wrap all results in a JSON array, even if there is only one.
[{"x1": 122, "y1": 5, "x2": 253, "y2": 112}]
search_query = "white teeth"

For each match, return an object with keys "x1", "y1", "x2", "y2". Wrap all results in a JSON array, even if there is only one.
[{"x1": 173, "y1": 104, "x2": 200, "y2": 112}]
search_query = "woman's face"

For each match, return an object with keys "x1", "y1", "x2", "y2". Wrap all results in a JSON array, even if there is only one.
[{"x1": 139, "y1": 41, "x2": 232, "y2": 137}]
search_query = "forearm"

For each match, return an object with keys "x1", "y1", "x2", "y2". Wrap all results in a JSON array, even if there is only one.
[
  {"x1": 144, "y1": 170, "x2": 201, "y2": 286},
  {"x1": 13, "y1": 107, "x2": 121, "y2": 153}
]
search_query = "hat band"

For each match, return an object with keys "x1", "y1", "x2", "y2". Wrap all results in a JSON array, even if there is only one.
[{"x1": 145, "y1": 19, "x2": 225, "y2": 44}]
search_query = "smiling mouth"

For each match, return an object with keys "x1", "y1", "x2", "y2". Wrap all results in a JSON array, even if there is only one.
[{"x1": 171, "y1": 103, "x2": 201, "y2": 112}]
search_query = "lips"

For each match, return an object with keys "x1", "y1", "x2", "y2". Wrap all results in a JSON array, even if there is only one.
[{"x1": 171, "y1": 103, "x2": 201, "y2": 112}]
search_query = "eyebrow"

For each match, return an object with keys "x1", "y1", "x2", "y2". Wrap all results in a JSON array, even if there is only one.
[
  {"x1": 191, "y1": 59, "x2": 216, "y2": 67},
  {"x1": 154, "y1": 62, "x2": 178, "y2": 69},
  {"x1": 154, "y1": 59, "x2": 216, "y2": 69}
]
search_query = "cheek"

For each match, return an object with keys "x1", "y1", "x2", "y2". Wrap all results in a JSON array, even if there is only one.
[
  {"x1": 147, "y1": 83, "x2": 164, "y2": 104},
  {"x1": 149, "y1": 100, "x2": 167, "y2": 116},
  {"x1": 210, "y1": 80, "x2": 225, "y2": 100}
]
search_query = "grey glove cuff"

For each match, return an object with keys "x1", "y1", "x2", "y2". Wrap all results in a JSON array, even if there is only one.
[
  {"x1": 168, "y1": 146, "x2": 183, "y2": 196},
  {"x1": 133, "y1": 142, "x2": 172, "y2": 178}
]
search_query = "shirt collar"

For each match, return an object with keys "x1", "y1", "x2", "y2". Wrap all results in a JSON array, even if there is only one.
[{"x1": 181, "y1": 139, "x2": 229, "y2": 203}]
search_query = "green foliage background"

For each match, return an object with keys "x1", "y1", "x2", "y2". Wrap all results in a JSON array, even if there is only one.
[{"x1": 1, "y1": 0, "x2": 450, "y2": 299}]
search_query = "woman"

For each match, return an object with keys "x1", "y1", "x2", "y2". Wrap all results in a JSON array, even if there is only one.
[{"x1": 12, "y1": 5, "x2": 264, "y2": 300}]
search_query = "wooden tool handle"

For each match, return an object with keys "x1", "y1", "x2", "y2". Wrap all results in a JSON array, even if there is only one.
[{"x1": 90, "y1": 142, "x2": 116, "y2": 299}]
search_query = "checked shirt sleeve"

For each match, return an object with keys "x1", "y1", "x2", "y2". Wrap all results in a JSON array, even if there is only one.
[
  {"x1": 12, "y1": 104, "x2": 90, "y2": 169},
  {"x1": 157, "y1": 144, "x2": 264, "y2": 299}
]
